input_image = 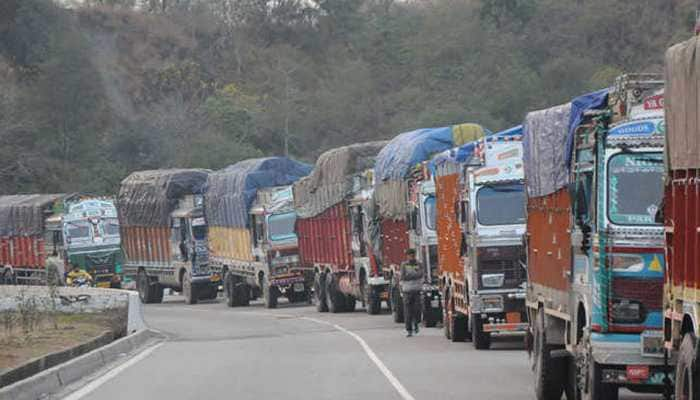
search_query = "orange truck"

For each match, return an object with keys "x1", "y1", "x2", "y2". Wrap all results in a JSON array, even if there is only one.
[{"x1": 433, "y1": 128, "x2": 527, "y2": 349}]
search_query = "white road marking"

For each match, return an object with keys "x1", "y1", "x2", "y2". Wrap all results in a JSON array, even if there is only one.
[
  {"x1": 302, "y1": 316, "x2": 417, "y2": 400},
  {"x1": 62, "y1": 342, "x2": 164, "y2": 400}
]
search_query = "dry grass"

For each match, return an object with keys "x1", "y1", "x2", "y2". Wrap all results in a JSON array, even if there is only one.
[{"x1": 0, "y1": 313, "x2": 116, "y2": 371}]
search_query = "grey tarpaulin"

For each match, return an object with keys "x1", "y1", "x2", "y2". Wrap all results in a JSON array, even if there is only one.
[
  {"x1": 117, "y1": 169, "x2": 210, "y2": 227},
  {"x1": 522, "y1": 103, "x2": 573, "y2": 198},
  {"x1": 665, "y1": 36, "x2": 700, "y2": 170},
  {"x1": 0, "y1": 194, "x2": 64, "y2": 236},
  {"x1": 293, "y1": 141, "x2": 387, "y2": 219},
  {"x1": 206, "y1": 157, "x2": 311, "y2": 228}
]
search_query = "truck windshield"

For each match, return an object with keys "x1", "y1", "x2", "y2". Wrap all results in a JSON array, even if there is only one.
[
  {"x1": 66, "y1": 222, "x2": 91, "y2": 242},
  {"x1": 607, "y1": 152, "x2": 663, "y2": 225},
  {"x1": 424, "y1": 196, "x2": 436, "y2": 231},
  {"x1": 192, "y1": 225, "x2": 207, "y2": 240},
  {"x1": 268, "y1": 212, "x2": 297, "y2": 241},
  {"x1": 476, "y1": 183, "x2": 525, "y2": 226},
  {"x1": 103, "y1": 218, "x2": 120, "y2": 237}
]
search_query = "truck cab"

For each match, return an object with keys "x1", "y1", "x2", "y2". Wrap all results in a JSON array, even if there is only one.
[
  {"x1": 248, "y1": 186, "x2": 310, "y2": 306},
  {"x1": 62, "y1": 198, "x2": 123, "y2": 288},
  {"x1": 462, "y1": 137, "x2": 527, "y2": 349},
  {"x1": 566, "y1": 77, "x2": 667, "y2": 396},
  {"x1": 408, "y1": 178, "x2": 442, "y2": 327}
]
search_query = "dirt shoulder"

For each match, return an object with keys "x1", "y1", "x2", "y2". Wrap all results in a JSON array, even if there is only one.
[{"x1": 0, "y1": 312, "x2": 120, "y2": 372}]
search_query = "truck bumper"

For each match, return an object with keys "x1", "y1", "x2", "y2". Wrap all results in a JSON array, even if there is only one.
[
  {"x1": 482, "y1": 322, "x2": 529, "y2": 333},
  {"x1": 191, "y1": 274, "x2": 220, "y2": 286},
  {"x1": 270, "y1": 274, "x2": 307, "y2": 287},
  {"x1": 367, "y1": 276, "x2": 388, "y2": 287},
  {"x1": 591, "y1": 333, "x2": 674, "y2": 387}
]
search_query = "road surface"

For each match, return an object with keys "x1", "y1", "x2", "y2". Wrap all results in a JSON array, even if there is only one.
[{"x1": 65, "y1": 295, "x2": 661, "y2": 400}]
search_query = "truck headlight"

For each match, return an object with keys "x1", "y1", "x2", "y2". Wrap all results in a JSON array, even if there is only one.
[{"x1": 482, "y1": 273, "x2": 505, "y2": 288}]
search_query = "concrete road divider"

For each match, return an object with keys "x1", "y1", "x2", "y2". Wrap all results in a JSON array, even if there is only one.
[{"x1": 0, "y1": 329, "x2": 164, "y2": 400}]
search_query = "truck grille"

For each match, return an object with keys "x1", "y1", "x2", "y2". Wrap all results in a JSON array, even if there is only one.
[
  {"x1": 610, "y1": 277, "x2": 663, "y2": 326},
  {"x1": 478, "y1": 258, "x2": 526, "y2": 290}
]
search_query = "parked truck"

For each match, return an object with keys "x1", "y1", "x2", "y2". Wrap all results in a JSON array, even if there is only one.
[
  {"x1": 205, "y1": 157, "x2": 311, "y2": 309},
  {"x1": 294, "y1": 142, "x2": 388, "y2": 314},
  {"x1": 118, "y1": 169, "x2": 218, "y2": 304},
  {"x1": 62, "y1": 196, "x2": 124, "y2": 288},
  {"x1": 663, "y1": 35, "x2": 700, "y2": 399},
  {"x1": 525, "y1": 75, "x2": 669, "y2": 400},
  {"x1": 434, "y1": 127, "x2": 527, "y2": 349},
  {"x1": 0, "y1": 194, "x2": 66, "y2": 285},
  {"x1": 373, "y1": 124, "x2": 486, "y2": 326}
]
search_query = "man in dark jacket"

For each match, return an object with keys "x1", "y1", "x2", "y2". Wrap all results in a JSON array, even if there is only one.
[{"x1": 400, "y1": 248, "x2": 424, "y2": 337}]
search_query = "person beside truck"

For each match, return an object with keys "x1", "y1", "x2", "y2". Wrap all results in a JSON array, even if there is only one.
[{"x1": 400, "y1": 248, "x2": 423, "y2": 337}]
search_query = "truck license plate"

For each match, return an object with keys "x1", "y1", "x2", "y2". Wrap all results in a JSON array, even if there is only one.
[
  {"x1": 430, "y1": 299, "x2": 439, "y2": 308},
  {"x1": 293, "y1": 283, "x2": 305, "y2": 292},
  {"x1": 626, "y1": 365, "x2": 649, "y2": 381}
]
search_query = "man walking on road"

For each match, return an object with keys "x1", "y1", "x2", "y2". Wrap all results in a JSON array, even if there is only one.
[{"x1": 400, "y1": 248, "x2": 424, "y2": 337}]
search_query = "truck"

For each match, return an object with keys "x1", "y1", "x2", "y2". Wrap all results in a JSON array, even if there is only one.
[
  {"x1": 294, "y1": 142, "x2": 388, "y2": 314},
  {"x1": 205, "y1": 157, "x2": 311, "y2": 309},
  {"x1": 373, "y1": 124, "x2": 486, "y2": 327},
  {"x1": 525, "y1": 75, "x2": 669, "y2": 400},
  {"x1": 435, "y1": 127, "x2": 528, "y2": 349},
  {"x1": 62, "y1": 196, "x2": 124, "y2": 288},
  {"x1": 663, "y1": 35, "x2": 700, "y2": 399},
  {"x1": 0, "y1": 194, "x2": 67, "y2": 285},
  {"x1": 117, "y1": 169, "x2": 219, "y2": 304}
]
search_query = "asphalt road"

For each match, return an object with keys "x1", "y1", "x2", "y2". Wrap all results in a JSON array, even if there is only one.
[{"x1": 68, "y1": 294, "x2": 661, "y2": 400}]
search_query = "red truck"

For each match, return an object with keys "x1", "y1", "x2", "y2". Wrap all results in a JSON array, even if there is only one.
[
  {"x1": 664, "y1": 35, "x2": 700, "y2": 399},
  {"x1": 0, "y1": 194, "x2": 66, "y2": 285},
  {"x1": 294, "y1": 142, "x2": 388, "y2": 314}
]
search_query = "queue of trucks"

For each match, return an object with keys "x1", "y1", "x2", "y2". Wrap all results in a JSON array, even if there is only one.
[{"x1": 7, "y1": 30, "x2": 700, "y2": 400}]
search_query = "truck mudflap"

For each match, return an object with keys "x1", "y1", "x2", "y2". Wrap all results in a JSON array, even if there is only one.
[
  {"x1": 482, "y1": 322, "x2": 529, "y2": 333},
  {"x1": 590, "y1": 333, "x2": 675, "y2": 386}
]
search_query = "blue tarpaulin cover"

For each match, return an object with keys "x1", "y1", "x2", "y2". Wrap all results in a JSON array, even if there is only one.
[
  {"x1": 566, "y1": 89, "x2": 609, "y2": 165},
  {"x1": 205, "y1": 157, "x2": 311, "y2": 228},
  {"x1": 431, "y1": 125, "x2": 523, "y2": 171},
  {"x1": 373, "y1": 124, "x2": 488, "y2": 218}
]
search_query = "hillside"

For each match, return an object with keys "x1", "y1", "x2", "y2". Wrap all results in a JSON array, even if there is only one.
[{"x1": 0, "y1": 0, "x2": 695, "y2": 194}]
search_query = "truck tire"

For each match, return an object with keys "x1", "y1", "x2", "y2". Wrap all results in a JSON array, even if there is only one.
[
  {"x1": 473, "y1": 314, "x2": 491, "y2": 350},
  {"x1": 314, "y1": 271, "x2": 328, "y2": 312},
  {"x1": 263, "y1": 276, "x2": 278, "y2": 309},
  {"x1": 151, "y1": 283, "x2": 164, "y2": 303},
  {"x1": 225, "y1": 272, "x2": 236, "y2": 307},
  {"x1": 183, "y1": 273, "x2": 198, "y2": 305},
  {"x1": 676, "y1": 333, "x2": 700, "y2": 400},
  {"x1": 344, "y1": 295, "x2": 356, "y2": 312},
  {"x1": 137, "y1": 270, "x2": 153, "y2": 303},
  {"x1": 325, "y1": 273, "x2": 344, "y2": 313},
  {"x1": 2, "y1": 269, "x2": 17, "y2": 285},
  {"x1": 422, "y1": 298, "x2": 439, "y2": 328},
  {"x1": 200, "y1": 284, "x2": 218, "y2": 301},
  {"x1": 532, "y1": 309, "x2": 564, "y2": 400},
  {"x1": 450, "y1": 313, "x2": 467, "y2": 342},
  {"x1": 391, "y1": 285, "x2": 404, "y2": 323},
  {"x1": 365, "y1": 287, "x2": 381, "y2": 315}
]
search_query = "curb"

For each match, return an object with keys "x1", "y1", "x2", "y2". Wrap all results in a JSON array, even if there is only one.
[
  {"x1": 0, "y1": 329, "x2": 164, "y2": 400},
  {"x1": 0, "y1": 331, "x2": 114, "y2": 388}
]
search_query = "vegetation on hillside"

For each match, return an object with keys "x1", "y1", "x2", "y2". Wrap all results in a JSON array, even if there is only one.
[{"x1": 0, "y1": 0, "x2": 695, "y2": 194}]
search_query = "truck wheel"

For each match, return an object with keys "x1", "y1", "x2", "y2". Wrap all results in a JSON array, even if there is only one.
[
  {"x1": 137, "y1": 270, "x2": 152, "y2": 303},
  {"x1": 449, "y1": 313, "x2": 467, "y2": 342},
  {"x1": 225, "y1": 272, "x2": 237, "y2": 307},
  {"x1": 365, "y1": 287, "x2": 381, "y2": 315},
  {"x1": 236, "y1": 283, "x2": 250, "y2": 306},
  {"x1": 151, "y1": 283, "x2": 164, "y2": 303},
  {"x1": 391, "y1": 285, "x2": 404, "y2": 323},
  {"x1": 325, "y1": 273, "x2": 345, "y2": 313},
  {"x1": 422, "y1": 298, "x2": 438, "y2": 328},
  {"x1": 574, "y1": 330, "x2": 617, "y2": 400},
  {"x1": 344, "y1": 295, "x2": 356, "y2": 312},
  {"x1": 314, "y1": 271, "x2": 328, "y2": 312},
  {"x1": 183, "y1": 274, "x2": 198, "y2": 305},
  {"x1": 532, "y1": 309, "x2": 564, "y2": 400},
  {"x1": 263, "y1": 276, "x2": 278, "y2": 309},
  {"x1": 676, "y1": 333, "x2": 700, "y2": 400},
  {"x1": 473, "y1": 314, "x2": 491, "y2": 350}
]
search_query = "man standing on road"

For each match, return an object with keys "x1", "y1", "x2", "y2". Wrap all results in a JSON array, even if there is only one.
[{"x1": 400, "y1": 248, "x2": 423, "y2": 337}]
